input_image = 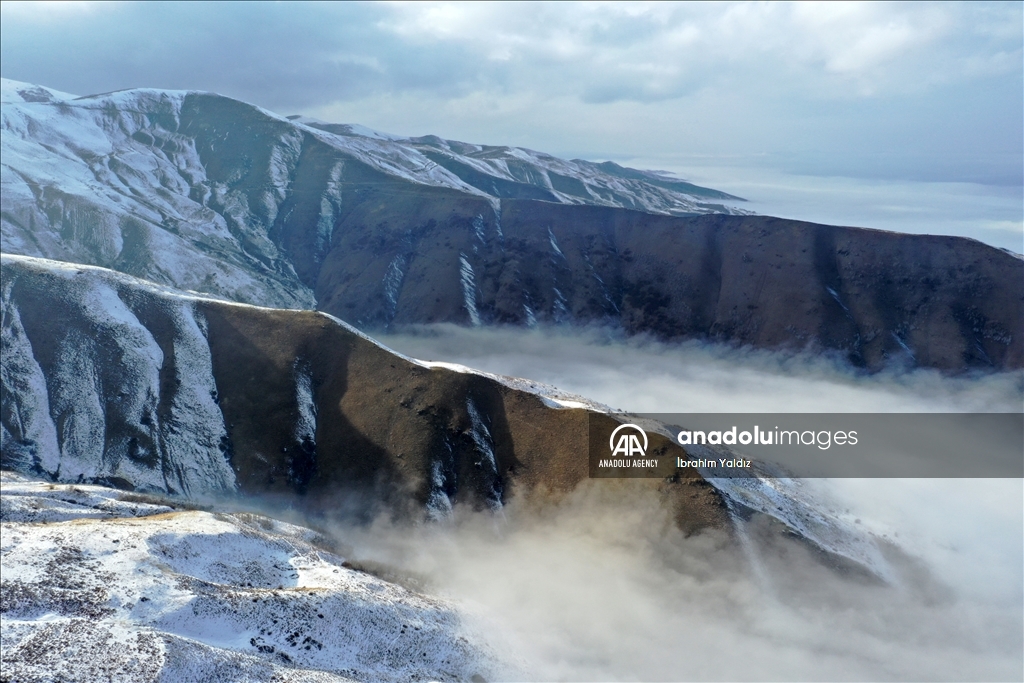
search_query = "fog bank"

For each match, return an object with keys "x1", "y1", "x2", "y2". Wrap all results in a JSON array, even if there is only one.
[
  {"x1": 379, "y1": 324, "x2": 1023, "y2": 413},
  {"x1": 331, "y1": 481, "x2": 1021, "y2": 681},
  {"x1": 345, "y1": 325, "x2": 1024, "y2": 680}
]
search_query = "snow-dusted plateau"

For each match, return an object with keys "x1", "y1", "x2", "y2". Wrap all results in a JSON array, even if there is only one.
[
  {"x1": 1, "y1": 78, "x2": 1022, "y2": 681},
  {"x1": 0, "y1": 471, "x2": 506, "y2": 682}
]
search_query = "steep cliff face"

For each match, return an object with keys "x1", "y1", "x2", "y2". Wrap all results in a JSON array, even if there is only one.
[
  {"x1": 4, "y1": 79, "x2": 1018, "y2": 372},
  {"x1": 358, "y1": 202, "x2": 1019, "y2": 371},
  {"x1": 0, "y1": 254, "x2": 727, "y2": 533}
]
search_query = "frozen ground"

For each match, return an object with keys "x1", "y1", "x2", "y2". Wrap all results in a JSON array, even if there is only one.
[{"x1": 0, "y1": 471, "x2": 506, "y2": 683}]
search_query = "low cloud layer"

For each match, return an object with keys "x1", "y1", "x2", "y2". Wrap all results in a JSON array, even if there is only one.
[
  {"x1": 332, "y1": 478, "x2": 1022, "y2": 681},
  {"x1": 340, "y1": 325, "x2": 1024, "y2": 680},
  {"x1": 379, "y1": 323, "x2": 1024, "y2": 414},
  {"x1": 629, "y1": 161, "x2": 1024, "y2": 254}
]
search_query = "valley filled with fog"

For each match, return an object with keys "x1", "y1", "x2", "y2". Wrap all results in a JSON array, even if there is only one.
[
  {"x1": 362, "y1": 324, "x2": 1024, "y2": 681},
  {"x1": 380, "y1": 324, "x2": 1023, "y2": 414},
  {"x1": 2, "y1": 3, "x2": 1021, "y2": 680}
]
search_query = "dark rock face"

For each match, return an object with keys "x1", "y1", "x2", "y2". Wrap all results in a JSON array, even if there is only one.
[
  {"x1": 0, "y1": 255, "x2": 727, "y2": 533},
  {"x1": 340, "y1": 202, "x2": 1020, "y2": 372},
  {"x1": 3, "y1": 81, "x2": 1020, "y2": 372}
]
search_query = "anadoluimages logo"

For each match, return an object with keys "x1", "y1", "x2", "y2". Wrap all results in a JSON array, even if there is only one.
[
  {"x1": 590, "y1": 417, "x2": 668, "y2": 476},
  {"x1": 609, "y1": 423, "x2": 648, "y2": 457}
]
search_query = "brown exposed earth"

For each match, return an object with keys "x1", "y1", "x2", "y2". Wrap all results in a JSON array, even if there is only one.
[
  {"x1": 1, "y1": 255, "x2": 728, "y2": 536},
  {"x1": 199, "y1": 302, "x2": 728, "y2": 535}
]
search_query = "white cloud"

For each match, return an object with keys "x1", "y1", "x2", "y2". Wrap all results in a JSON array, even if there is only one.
[
  {"x1": 333, "y1": 476, "x2": 1022, "y2": 680},
  {"x1": 354, "y1": 324, "x2": 1023, "y2": 679},
  {"x1": 377, "y1": 324, "x2": 1024, "y2": 414},
  {"x1": 374, "y1": 2, "x2": 1019, "y2": 102}
]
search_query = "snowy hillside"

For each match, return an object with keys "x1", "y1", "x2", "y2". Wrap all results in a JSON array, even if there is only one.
[
  {"x1": 288, "y1": 116, "x2": 747, "y2": 214},
  {"x1": 0, "y1": 252, "x2": 597, "y2": 503},
  {"x1": 1, "y1": 79, "x2": 316, "y2": 309},
  {"x1": 0, "y1": 471, "x2": 504, "y2": 682},
  {"x1": 1, "y1": 253, "x2": 652, "y2": 524},
  {"x1": 1, "y1": 254, "x2": 894, "y2": 582},
  {"x1": 1, "y1": 254, "x2": 239, "y2": 496},
  {"x1": 0, "y1": 78, "x2": 744, "y2": 310}
]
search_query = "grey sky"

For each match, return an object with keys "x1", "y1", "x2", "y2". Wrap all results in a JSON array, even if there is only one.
[{"x1": 2, "y1": 1, "x2": 1021, "y2": 246}]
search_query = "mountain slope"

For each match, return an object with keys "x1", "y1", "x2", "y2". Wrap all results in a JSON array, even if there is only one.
[
  {"x1": 1, "y1": 254, "x2": 897, "y2": 580},
  {"x1": 0, "y1": 471, "x2": 505, "y2": 682},
  {"x1": 3, "y1": 79, "x2": 1018, "y2": 371},
  {"x1": 0, "y1": 77, "x2": 742, "y2": 310},
  {"x1": 289, "y1": 116, "x2": 745, "y2": 211},
  {"x1": 0, "y1": 253, "x2": 728, "y2": 532}
]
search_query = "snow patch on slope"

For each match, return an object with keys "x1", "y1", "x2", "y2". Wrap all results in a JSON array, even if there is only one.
[
  {"x1": 381, "y1": 254, "x2": 406, "y2": 323},
  {"x1": 0, "y1": 284, "x2": 61, "y2": 477},
  {"x1": 0, "y1": 471, "x2": 505, "y2": 682},
  {"x1": 458, "y1": 253, "x2": 481, "y2": 327},
  {"x1": 157, "y1": 302, "x2": 237, "y2": 497},
  {"x1": 466, "y1": 398, "x2": 502, "y2": 509}
]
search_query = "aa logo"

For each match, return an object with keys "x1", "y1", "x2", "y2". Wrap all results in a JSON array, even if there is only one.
[{"x1": 609, "y1": 423, "x2": 648, "y2": 457}]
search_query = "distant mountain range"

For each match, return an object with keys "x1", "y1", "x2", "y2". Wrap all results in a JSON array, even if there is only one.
[{"x1": 2, "y1": 78, "x2": 1020, "y2": 371}]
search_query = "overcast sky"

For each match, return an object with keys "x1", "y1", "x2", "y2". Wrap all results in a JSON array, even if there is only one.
[{"x1": 2, "y1": 1, "x2": 1021, "y2": 247}]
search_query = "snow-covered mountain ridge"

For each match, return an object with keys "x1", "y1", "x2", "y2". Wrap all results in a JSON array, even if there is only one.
[
  {"x1": 0, "y1": 253, "x2": 720, "y2": 523},
  {"x1": 0, "y1": 77, "x2": 743, "y2": 309},
  {"x1": 2, "y1": 78, "x2": 746, "y2": 216},
  {"x1": 3, "y1": 78, "x2": 1020, "y2": 371},
  {"x1": 285, "y1": 115, "x2": 747, "y2": 213}
]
